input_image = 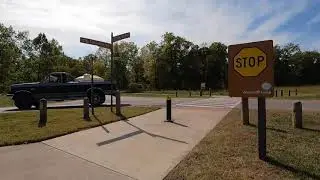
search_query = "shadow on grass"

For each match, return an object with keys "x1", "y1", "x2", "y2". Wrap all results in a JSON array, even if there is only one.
[
  {"x1": 266, "y1": 156, "x2": 320, "y2": 180},
  {"x1": 6, "y1": 104, "x2": 131, "y2": 112},
  {"x1": 301, "y1": 127, "x2": 320, "y2": 133},
  {"x1": 92, "y1": 114, "x2": 110, "y2": 133},
  {"x1": 247, "y1": 123, "x2": 287, "y2": 133},
  {"x1": 97, "y1": 113, "x2": 188, "y2": 146}
]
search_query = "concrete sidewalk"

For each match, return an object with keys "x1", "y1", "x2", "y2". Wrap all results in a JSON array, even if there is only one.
[{"x1": 0, "y1": 107, "x2": 232, "y2": 180}]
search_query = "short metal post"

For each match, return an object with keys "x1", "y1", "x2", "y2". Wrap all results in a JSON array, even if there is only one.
[
  {"x1": 176, "y1": 90, "x2": 178, "y2": 97},
  {"x1": 281, "y1": 90, "x2": 283, "y2": 97},
  {"x1": 116, "y1": 90, "x2": 121, "y2": 116},
  {"x1": 242, "y1": 97, "x2": 249, "y2": 125},
  {"x1": 292, "y1": 102, "x2": 303, "y2": 128},
  {"x1": 258, "y1": 97, "x2": 266, "y2": 160},
  {"x1": 189, "y1": 90, "x2": 191, "y2": 97},
  {"x1": 83, "y1": 97, "x2": 89, "y2": 120},
  {"x1": 38, "y1": 98, "x2": 47, "y2": 127},
  {"x1": 209, "y1": 88, "x2": 212, "y2": 96},
  {"x1": 200, "y1": 90, "x2": 202, "y2": 96},
  {"x1": 275, "y1": 90, "x2": 277, "y2": 97},
  {"x1": 289, "y1": 90, "x2": 291, "y2": 96},
  {"x1": 166, "y1": 96, "x2": 172, "y2": 121},
  {"x1": 295, "y1": 89, "x2": 298, "y2": 96}
]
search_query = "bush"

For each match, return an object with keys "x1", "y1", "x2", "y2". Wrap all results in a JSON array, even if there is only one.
[{"x1": 127, "y1": 83, "x2": 144, "y2": 93}]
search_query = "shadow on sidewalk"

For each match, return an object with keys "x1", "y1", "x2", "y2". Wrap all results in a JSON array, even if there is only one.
[{"x1": 96, "y1": 113, "x2": 188, "y2": 146}]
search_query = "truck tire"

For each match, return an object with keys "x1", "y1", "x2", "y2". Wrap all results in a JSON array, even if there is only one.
[
  {"x1": 13, "y1": 91, "x2": 33, "y2": 110},
  {"x1": 87, "y1": 89, "x2": 105, "y2": 106}
]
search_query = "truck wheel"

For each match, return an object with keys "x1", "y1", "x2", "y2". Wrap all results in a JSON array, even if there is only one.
[
  {"x1": 13, "y1": 92, "x2": 33, "y2": 110},
  {"x1": 88, "y1": 90, "x2": 105, "y2": 106}
]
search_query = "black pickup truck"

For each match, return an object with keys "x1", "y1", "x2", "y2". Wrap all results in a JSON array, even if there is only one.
[{"x1": 7, "y1": 72, "x2": 116, "y2": 109}]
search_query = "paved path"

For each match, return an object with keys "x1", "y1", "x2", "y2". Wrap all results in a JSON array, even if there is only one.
[{"x1": 0, "y1": 107, "x2": 230, "y2": 180}]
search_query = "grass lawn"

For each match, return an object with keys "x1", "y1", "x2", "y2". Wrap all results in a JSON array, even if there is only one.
[
  {"x1": 122, "y1": 89, "x2": 228, "y2": 98},
  {"x1": 165, "y1": 109, "x2": 320, "y2": 180},
  {"x1": 0, "y1": 95, "x2": 13, "y2": 107},
  {"x1": 0, "y1": 106, "x2": 160, "y2": 146},
  {"x1": 273, "y1": 85, "x2": 320, "y2": 100},
  {"x1": 122, "y1": 85, "x2": 320, "y2": 100}
]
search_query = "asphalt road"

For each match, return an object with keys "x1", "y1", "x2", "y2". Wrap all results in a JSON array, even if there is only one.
[
  {"x1": 1, "y1": 96, "x2": 320, "y2": 113},
  {"x1": 0, "y1": 96, "x2": 203, "y2": 113}
]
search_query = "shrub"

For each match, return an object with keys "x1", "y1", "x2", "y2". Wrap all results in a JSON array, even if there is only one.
[{"x1": 127, "y1": 83, "x2": 144, "y2": 93}]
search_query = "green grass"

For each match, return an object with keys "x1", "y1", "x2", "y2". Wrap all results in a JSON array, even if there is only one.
[
  {"x1": 122, "y1": 89, "x2": 228, "y2": 98},
  {"x1": 0, "y1": 95, "x2": 13, "y2": 107},
  {"x1": 165, "y1": 109, "x2": 320, "y2": 180},
  {"x1": 0, "y1": 106, "x2": 160, "y2": 146},
  {"x1": 273, "y1": 85, "x2": 320, "y2": 100},
  {"x1": 122, "y1": 85, "x2": 320, "y2": 100}
]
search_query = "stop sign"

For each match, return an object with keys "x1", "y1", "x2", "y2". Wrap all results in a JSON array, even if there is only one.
[{"x1": 233, "y1": 47, "x2": 267, "y2": 77}]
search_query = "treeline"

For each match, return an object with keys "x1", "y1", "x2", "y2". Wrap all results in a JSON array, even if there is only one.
[{"x1": 1, "y1": 23, "x2": 320, "y2": 93}]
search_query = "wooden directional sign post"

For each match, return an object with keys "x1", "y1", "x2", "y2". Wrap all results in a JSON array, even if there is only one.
[
  {"x1": 110, "y1": 32, "x2": 130, "y2": 111},
  {"x1": 228, "y1": 40, "x2": 274, "y2": 160},
  {"x1": 80, "y1": 37, "x2": 112, "y2": 115},
  {"x1": 80, "y1": 32, "x2": 130, "y2": 112}
]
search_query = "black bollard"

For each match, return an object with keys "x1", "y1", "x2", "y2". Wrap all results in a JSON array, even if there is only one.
[
  {"x1": 166, "y1": 96, "x2": 172, "y2": 121},
  {"x1": 289, "y1": 90, "x2": 291, "y2": 96},
  {"x1": 275, "y1": 90, "x2": 278, "y2": 97},
  {"x1": 281, "y1": 90, "x2": 283, "y2": 97},
  {"x1": 200, "y1": 90, "x2": 203, "y2": 96},
  {"x1": 83, "y1": 97, "x2": 89, "y2": 120},
  {"x1": 116, "y1": 90, "x2": 121, "y2": 116},
  {"x1": 38, "y1": 98, "x2": 47, "y2": 127},
  {"x1": 176, "y1": 90, "x2": 178, "y2": 97},
  {"x1": 295, "y1": 89, "x2": 298, "y2": 96},
  {"x1": 209, "y1": 88, "x2": 212, "y2": 96},
  {"x1": 189, "y1": 90, "x2": 191, "y2": 97}
]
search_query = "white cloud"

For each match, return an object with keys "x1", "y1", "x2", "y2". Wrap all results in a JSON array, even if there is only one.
[{"x1": 0, "y1": 0, "x2": 311, "y2": 57}]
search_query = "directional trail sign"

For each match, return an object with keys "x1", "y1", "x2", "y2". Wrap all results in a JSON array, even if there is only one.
[
  {"x1": 112, "y1": 32, "x2": 130, "y2": 42},
  {"x1": 80, "y1": 37, "x2": 112, "y2": 49},
  {"x1": 228, "y1": 40, "x2": 274, "y2": 97}
]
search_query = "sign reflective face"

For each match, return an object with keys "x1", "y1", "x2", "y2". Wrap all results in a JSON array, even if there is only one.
[
  {"x1": 228, "y1": 40, "x2": 274, "y2": 97},
  {"x1": 234, "y1": 47, "x2": 267, "y2": 77}
]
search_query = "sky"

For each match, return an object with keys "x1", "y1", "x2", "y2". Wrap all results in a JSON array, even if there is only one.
[{"x1": 1, "y1": 0, "x2": 320, "y2": 58}]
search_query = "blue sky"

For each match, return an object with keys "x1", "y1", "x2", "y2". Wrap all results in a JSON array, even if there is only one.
[{"x1": 1, "y1": 0, "x2": 320, "y2": 58}]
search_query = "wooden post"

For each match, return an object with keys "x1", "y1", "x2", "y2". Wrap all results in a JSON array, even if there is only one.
[
  {"x1": 38, "y1": 98, "x2": 47, "y2": 127},
  {"x1": 241, "y1": 97, "x2": 249, "y2": 125},
  {"x1": 258, "y1": 97, "x2": 267, "y2": 160},
  {"x1": 116, "y1": 90, "x2": 121, "y2": 116},
  {"x1": 292, "y1": 102, "x2": 303, "y2": 128},
  {"x1": 83, "y1": 97, "x2": 89, "y2": 120}
]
